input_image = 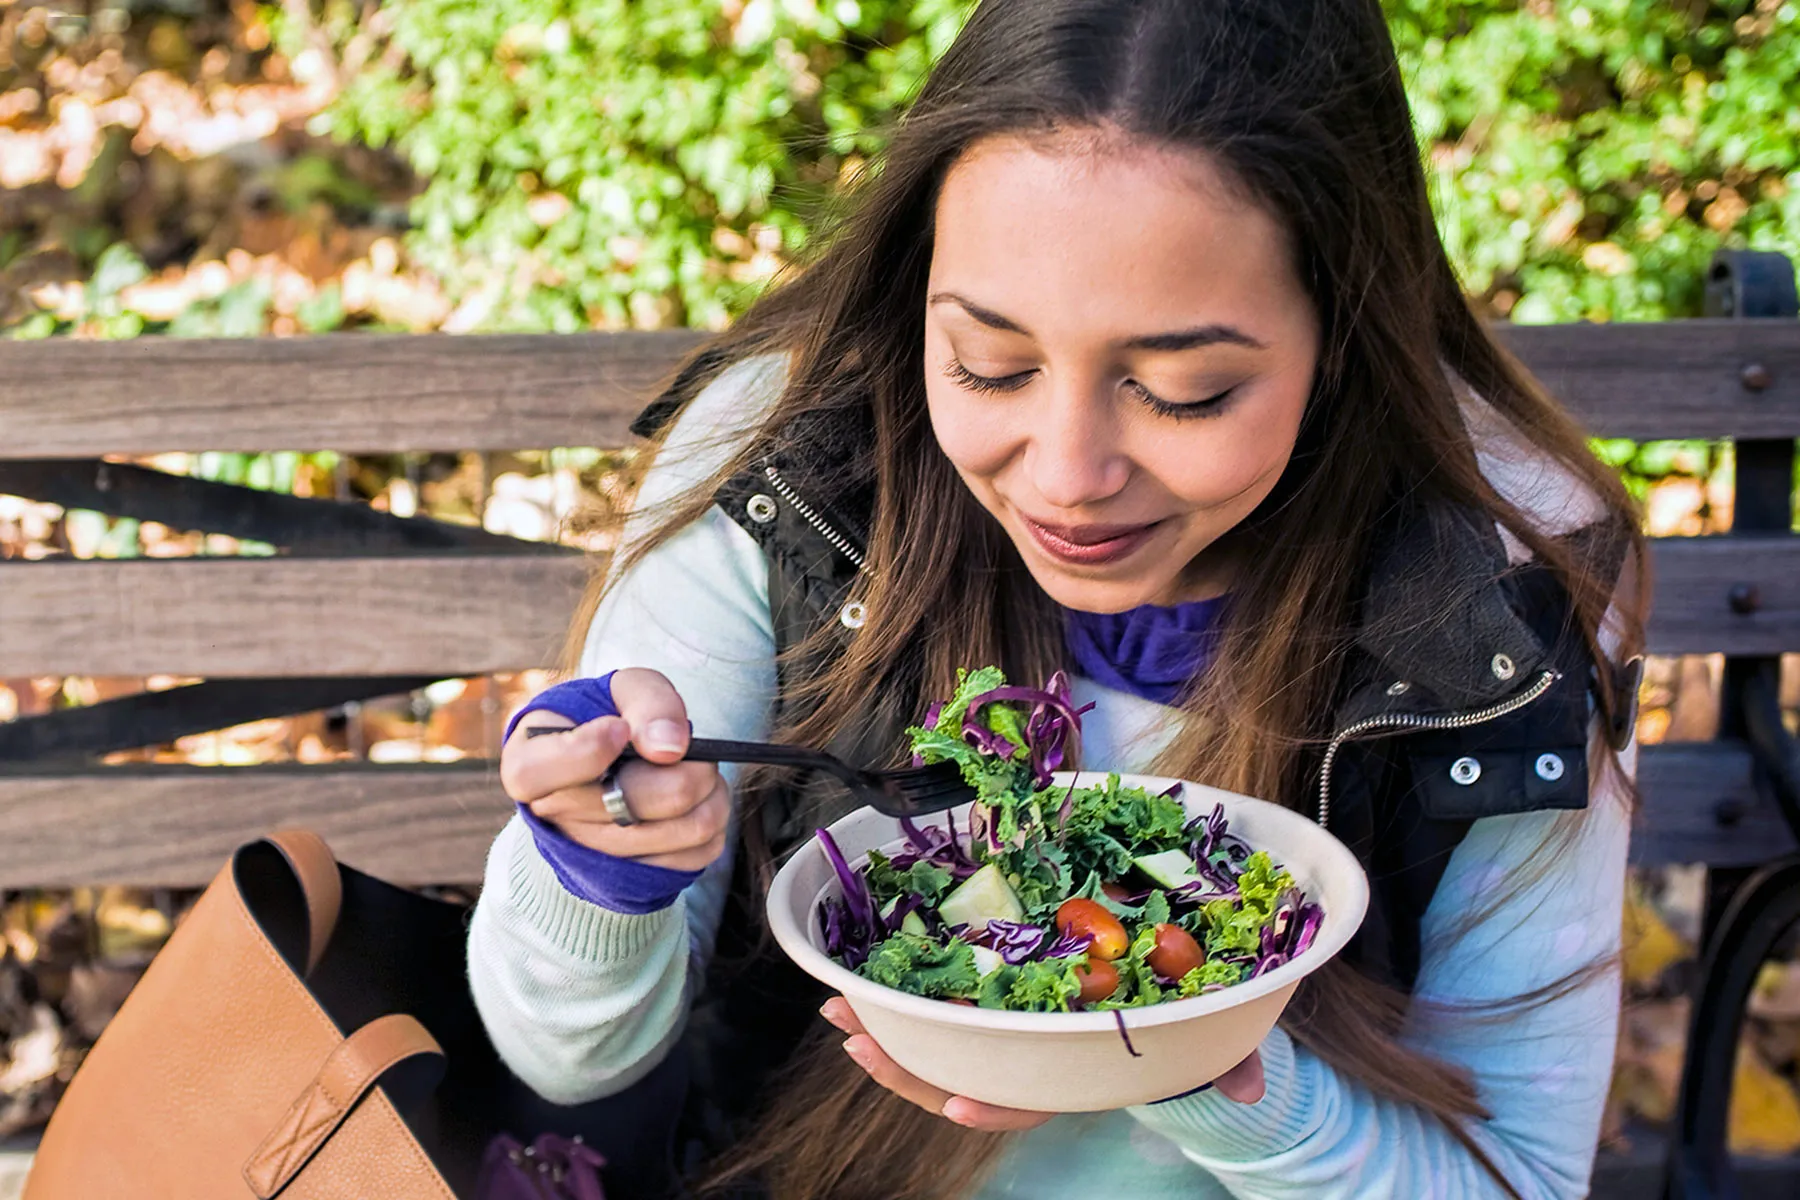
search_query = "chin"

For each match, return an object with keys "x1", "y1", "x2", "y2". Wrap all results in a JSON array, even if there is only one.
[{"x1": 1025, "y1": 568, "x2": 1171, "y2": 615}]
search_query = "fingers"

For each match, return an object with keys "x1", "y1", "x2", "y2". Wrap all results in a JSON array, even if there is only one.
[
  {"x1": 501, "y1": 716, "x2": 630, "y2": 803},
  {"x1": 546, "y1": 773, "x2": 732, "y2": 870},
  {"x1": 822, "y1": 998, "x2": 1055, "y2": 1133},
  {"x1": 939, "y1": 1096, "x2": 1057, "y2": 1132},
  {"x1": 528, "y1": 757, "x2": 718, "y2": 824},
  {"x1": 610, "y1": 668, "x2": 693, "y2": 764},
  {"x1": 1213, "y1": 1049, "x2": 1266, "y2": 1104}
]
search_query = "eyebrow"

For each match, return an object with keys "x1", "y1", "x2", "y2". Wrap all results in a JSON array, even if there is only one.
[{"x1": 928, "y1": 291, "x2": 1266, "y2": 352}]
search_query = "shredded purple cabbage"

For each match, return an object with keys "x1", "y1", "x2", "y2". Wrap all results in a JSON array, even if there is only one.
[
  {"x1": 1171, "y1": 880, "x2": 1239, "y2": 905},
  {"x1": 885, "y1": 892, "x2": 931, "y2": 933},
  {"x1": 964, "y1": 672, "x2": 1094, "y2": 789},
  {"x1": 892, "y1": 813, "x2": 979, "y2": 880},
  {"x1": 816, "y1": 828, "x2": 879, "y2": 968},
  {"x1": 969, "y1": 919, "x2": 1048, "y2": 964},
  {"x1": 1041, "y1": 928, "x2": 1095, "y2": 959},
  {"x1": 1113, "y1": 1010, "x2": 1142, "y2": 1058}
]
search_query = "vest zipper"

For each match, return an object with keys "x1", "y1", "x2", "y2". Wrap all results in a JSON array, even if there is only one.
[
  {"x1": 763, "y1": 464, "x2": 869, "y2": 571},
  {"x1": 1316, "y1": 668, "x2": 1559, "y2": 828}
]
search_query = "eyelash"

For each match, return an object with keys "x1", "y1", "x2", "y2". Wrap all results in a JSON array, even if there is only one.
[
  {"x1": 943, "y1": 359, "x2": 1034, "y2": 394},
  {"x1": 944, "y1": 359, "x2": 1238, "y2": 419},
  {"x1": 1126, "y1": 379, "x2": 1239, "y2": 421}
]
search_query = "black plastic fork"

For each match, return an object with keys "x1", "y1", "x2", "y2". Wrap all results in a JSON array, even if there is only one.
[{"x1": 523, "y1": 729, "x2": 977, "y2": 819}]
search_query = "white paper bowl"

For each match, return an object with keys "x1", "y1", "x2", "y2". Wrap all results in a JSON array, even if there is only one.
[{"x1": 767, "y1": 771, "x2": 1369, "y2": 1112}]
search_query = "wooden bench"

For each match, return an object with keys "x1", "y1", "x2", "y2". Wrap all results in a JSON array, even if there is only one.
[{"x1": 2, "y1": 252, "x2": 1799, "y2": 1193}]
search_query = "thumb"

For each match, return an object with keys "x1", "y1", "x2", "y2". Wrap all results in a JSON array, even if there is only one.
[
  {"x1": 1213, "y1": 1050, "x2": 1266, "y2": 1104},
  {"x1": 609, "y1": 667, "x2": 692, "y2": 764}
]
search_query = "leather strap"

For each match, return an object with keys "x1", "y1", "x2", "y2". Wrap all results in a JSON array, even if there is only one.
[
  {"x1": 242, "y1": 1013, "x2": 443, "y2": 1198},
  {"x1": 266, "y1": 829, "x2": 341, "y2": 975}
]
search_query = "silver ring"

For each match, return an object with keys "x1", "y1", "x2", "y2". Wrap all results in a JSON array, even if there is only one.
[{"x1": 599, "y1": 774, "x2": 637, "y2": 827}]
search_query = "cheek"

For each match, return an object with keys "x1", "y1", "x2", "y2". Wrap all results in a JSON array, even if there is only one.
[
  {"x1": 924, "y1": 379, "x2": 1018, "y2": 484},
  {"x1": 1150, "y1": 392, "x2": 1306, "y2": 511}
]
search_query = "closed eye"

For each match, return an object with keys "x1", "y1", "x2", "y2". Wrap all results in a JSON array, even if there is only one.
[
  {"x1": 944, "y1": 359, "x2": 1036, "y2": 394},
  {"x1": 1127, "y1": 379, "x2": 1239, "y2": 420}
]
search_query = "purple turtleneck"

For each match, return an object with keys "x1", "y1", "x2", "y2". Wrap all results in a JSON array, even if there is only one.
[{"x1": 1062, "y1": 594, "x2": 1228, "y2": 706}]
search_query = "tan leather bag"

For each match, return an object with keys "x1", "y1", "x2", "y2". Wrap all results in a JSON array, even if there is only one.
[{"x1": 26, "y1": 831, "x2": 457, "y2": 1200}]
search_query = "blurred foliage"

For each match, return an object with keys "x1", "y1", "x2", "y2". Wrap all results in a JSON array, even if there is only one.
[
  {"x1": 283, "y1": 0, "x2": 1800, "y2": 332},
  {"x1": 295, "y1": 0, "x2": 973, "y2": 331},
  {"x1": 5, "y1": 1, "x2": 1798, "y2": 335},
  {"x1": 1389, "y1": 0, "x2": 1800, "y2": 324}
]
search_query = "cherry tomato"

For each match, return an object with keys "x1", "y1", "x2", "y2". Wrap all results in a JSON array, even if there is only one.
[
  {"x1": 1055, "y1": 898, "x2": 1129, "y2": 961},
  {"x1": 1147, "y1": 923, "x2": 1205, "y2": 980},
  {"x1": 1073, "y1": 959, "x2": 1119, "y2": 1005},
  {"x1": 1100, "y1": 881, "x2": 1134, "y2": 903}
]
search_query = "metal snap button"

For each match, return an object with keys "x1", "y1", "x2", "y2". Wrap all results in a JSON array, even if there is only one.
[
  {"x1": 1491, "y1": 653, "x2": 1516, "y2": 681},
  {"x1": 1535, "y1": 753, "x2": 1566, "y2": 782},
  {"x1": 839, "y1": 600, "x2": 868, "y2": 630},
  {"x1": 1386, "y1": 680, "x2": 1411, "y2": 696},
  {"x1": 745, "y1": 494, "x2": 778, "y2": 524},
  {"x1": 1450, "y1": 757, "x2": 1482, "y2": 786}
]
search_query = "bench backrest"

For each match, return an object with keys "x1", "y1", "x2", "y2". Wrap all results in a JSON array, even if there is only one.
[{"x1": 1, "y1": 317, "x2": 1798, "y2": 886}]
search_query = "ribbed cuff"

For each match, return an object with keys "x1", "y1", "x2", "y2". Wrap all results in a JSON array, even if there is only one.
[
  {"x1": 495, "y1": 817, "x2": 683, "y2": 963},
  {"x1": 1127, "y1": 1026, "x2": 1320, "y2": 1160}
]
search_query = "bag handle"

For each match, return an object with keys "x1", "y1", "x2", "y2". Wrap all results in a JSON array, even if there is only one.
[
  {"x1": 265, "y1": 829, "x2": 342, "y2": 975},
  {"x1": 242, "y1": 1013, "x2": 445, "y2": 1199}
]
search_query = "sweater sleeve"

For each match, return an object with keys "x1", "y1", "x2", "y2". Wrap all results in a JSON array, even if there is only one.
[
  {"x1": 1126, "y1": 727, "x2": 1632, "y2": 1198},
  {"x1": 468, "y1": 358, "x2": 783, "y2": 1105}
]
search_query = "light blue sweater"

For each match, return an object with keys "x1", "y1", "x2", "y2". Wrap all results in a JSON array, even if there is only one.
[{"x1": 468, "y1": 357, "x2": 1632, "y2": 1198}]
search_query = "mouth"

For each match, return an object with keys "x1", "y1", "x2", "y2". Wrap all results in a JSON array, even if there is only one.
[{"x1": 1018, "y1": 513, "x2": 1164, "y2": 567}]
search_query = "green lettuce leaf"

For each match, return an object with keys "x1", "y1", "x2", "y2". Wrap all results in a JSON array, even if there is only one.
[
  {"x1": 857, "y1": 933, "x2": 981, "y2": 999},
  {"x1": 1177, "y1": 959, "x2": 1248, "y2": 996}
]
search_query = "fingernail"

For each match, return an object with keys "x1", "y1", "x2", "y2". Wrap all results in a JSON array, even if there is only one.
[
  {"x1": 819, "y1": 1004, "x2": 848, "y2": 1031},
  {"x1": 942, "y1": 1101, "x2": 974, "y2": 1126},
  {"x1": 643, "y1": 718, "x2": 685, "y2": 754},
  {"x1": 843, "y1": 1040, "x2": 871, "y2": 1068}
]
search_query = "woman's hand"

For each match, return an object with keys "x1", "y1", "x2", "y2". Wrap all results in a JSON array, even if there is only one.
[
  {"x1": 500, "y1": 668, "x2": 730, "y2": 872},
  {"x1": 821, "y1": 997, "x2": 1055, "y2": 1131},
  {"x1": 820, "y1": 996, "x2": 1267, "y2": 1129}
]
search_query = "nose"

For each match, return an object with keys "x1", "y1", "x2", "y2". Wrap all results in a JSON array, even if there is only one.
[{"x1": 1021, "y1": 377, "x2": 1130, "y2": 509}]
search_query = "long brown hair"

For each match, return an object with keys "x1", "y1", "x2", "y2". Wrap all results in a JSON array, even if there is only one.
[{"x1": 565, "y1": 2, "x2": 1646, "y2": 1196}]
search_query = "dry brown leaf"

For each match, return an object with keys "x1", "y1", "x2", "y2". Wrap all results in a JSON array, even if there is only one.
[
  {"x1": 1623, "y1": 890, "x2": 1692, "y2": 986},
  {"x1": 1731, "y1": 1042, "x2": 1800, "y2": 1156}
]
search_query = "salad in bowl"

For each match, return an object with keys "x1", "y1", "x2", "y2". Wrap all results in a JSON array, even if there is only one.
[{"x1": 767, "y1": 667, "x2": 1369, "y2": 1112}]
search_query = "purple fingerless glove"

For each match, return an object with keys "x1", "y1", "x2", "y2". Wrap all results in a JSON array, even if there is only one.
[{"x1": 505, "y1": 674, "x2": 702, "y2": 915}]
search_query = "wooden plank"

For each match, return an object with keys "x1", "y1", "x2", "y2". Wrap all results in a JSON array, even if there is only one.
[
  {"x1": 1647, "y1": 536, "x2": 1800, "y2": 656},
  {"x1": 1, "y1": 322, "x2": 1798, "y2": 456},
  {"x1": 0, "y1": 330, "x2": 706, "y2": 456},
  {"x1": 1632, "y1": 742, "x2": 1796, "y2": 866},
  {"x1": 0, "y1": 741, "x2": 1776, "y2": 887},
  {"x1": 0, "y1": 763, "x2": 508, "y2": 887},
  {"x1": 0, "y1": 534, "x2": 1787, "y2": 680},
  {"x1": 0, "y1": 554, "x2": 591, "y2": 677},
  {"x1": 1493, "y1": 319, "x2": 1800, "y2": 441}
]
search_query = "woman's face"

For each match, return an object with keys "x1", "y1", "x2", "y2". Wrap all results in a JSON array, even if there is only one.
[{"x1": 924, "y1": 132, "x2": 1320, "y2": 612}]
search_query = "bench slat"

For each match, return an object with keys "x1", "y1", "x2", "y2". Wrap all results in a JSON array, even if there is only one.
[
  {"x1": 1, "y1": 322, "x2": 1797, "y2": 456},
  {"x1": 0, "y1": 743, "x2": 1779, "y2": 887},
  {"x1": 1494, "y1": 319, "x2": 1800, "y2": 440},
  {"x1": 0, "y1": 536, "x2": 1789, "y2": 678},
  {"x1": 0, "y1": 555, "x2": 589, "y2": 677},
  {"x1": 0, "y1": 331, "x2": 706, "y2": 456},
  {"x1": 1646, "y1": 536, "x2": 1800, "y2": 656},
  {"x1": 0, "y1": 763, "x2": 508, "y2": 887}
]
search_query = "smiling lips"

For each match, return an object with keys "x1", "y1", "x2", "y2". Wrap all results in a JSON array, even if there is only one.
[{"x1": 1020, "y1": 514, "x2": 1163, "y2": 566}]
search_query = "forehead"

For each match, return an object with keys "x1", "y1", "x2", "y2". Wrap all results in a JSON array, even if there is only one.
[{"x1": 930, "y1": 132, "x2": 1301, "y2": 338}]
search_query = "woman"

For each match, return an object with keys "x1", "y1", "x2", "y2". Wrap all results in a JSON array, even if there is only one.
[{"x1": 472, "y1": 1, "x2": 1644, "y2": 1197}]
